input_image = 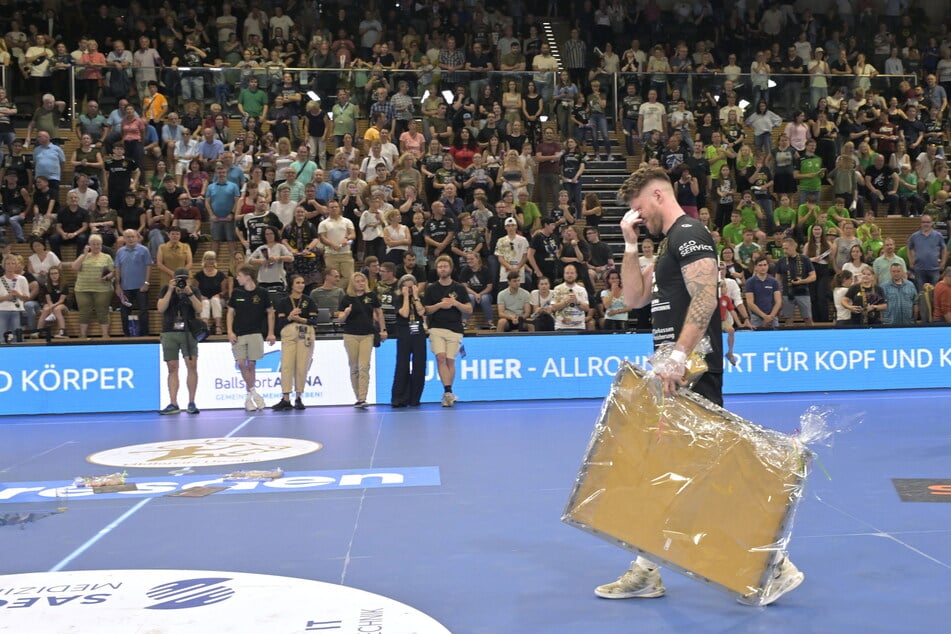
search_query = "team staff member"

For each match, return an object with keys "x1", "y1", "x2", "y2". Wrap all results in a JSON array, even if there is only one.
[
  {"x1": 227, "y1": 264, "x2": 276, "y2": 412},
  {"x1": 595, "y1": 165, "x2": 802, "y2": 605},
  {"x1": 157, "y1": 267, "x2": 203, "y2": 415},
  {"x1": 391, "y1": 274, "x2": 427, "y2": 408},
  {"x1": 423, "y1": 255, "x2": 471, "y2": 407},
  {"x1": 338, "y1": 272, "x2": 386, "y2": 409},
  {"x1": 271, "y1": 274, "x2": 318, "y2": 411}
]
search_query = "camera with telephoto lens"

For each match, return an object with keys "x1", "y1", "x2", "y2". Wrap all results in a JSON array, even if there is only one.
[{"x1": 175, "y1": 276, "x2": 188, "y2": 289}]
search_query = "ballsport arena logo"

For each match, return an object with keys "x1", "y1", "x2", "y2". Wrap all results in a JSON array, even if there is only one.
[{"x1": 87, "y1": 437, "x2": 322, "y2": 468}]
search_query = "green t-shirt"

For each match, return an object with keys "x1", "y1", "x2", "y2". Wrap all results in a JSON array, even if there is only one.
[
  {"x1": 797, "y1": 203, "x2": 820, "y2": 227},
  {"x1": 518, "y1": 202, "x2": 541, "y2": 232},
  {"x1": 897, "y1": 172, "x2": 917, "y2": 196},
  {"x1": 736, "y1": 241, "x2": 760, "y2": 266},
  {"x1": 796, "y1": 153, "x2": 823, "y2": 192},
  {"x1": 928, "y1": 178, "x2": 951, "y2": 200},
  {"x1": 773, "y1": 205, "x2": 797, "y2": 228},
  {"x1": 705, "y1": 145, "x2": 726, "y2": 179},
  {"x1": 856, "y1": 222, "x2": 879, "y2": 243},
  {"x1": 738, "y1": 203, "x2": 760, "y2": 230},
  {"x1": 722, "y1": 222, "x2": 744, "y2": 246},
  {"x1": 827, "y1": 205, "x2": 850, "y2": 222},
  {"x1": 238, "y1": 87, "x2": 268, "y2": 118}
]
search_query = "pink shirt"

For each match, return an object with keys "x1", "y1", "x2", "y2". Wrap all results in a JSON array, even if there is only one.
[{"x1": 784, "y1": 122, "x2": 810, "y2": 152}]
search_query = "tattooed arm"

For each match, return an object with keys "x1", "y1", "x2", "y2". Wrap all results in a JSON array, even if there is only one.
[{"x1": 676, "y1": 256, "x2": 719, "y2": 355}]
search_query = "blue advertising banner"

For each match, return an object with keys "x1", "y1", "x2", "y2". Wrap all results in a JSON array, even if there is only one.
[
  {"x1": 374, "y1": 328, "x2": 951, "y2": 403},
  {"x1": 0, "y1": 344, "x2": 160, "y2": 416}
]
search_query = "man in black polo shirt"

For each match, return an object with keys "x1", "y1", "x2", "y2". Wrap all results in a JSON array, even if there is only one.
[
  {"x1": 227, "y1": 264, "x2": 276, "y2": 412},
  {"x1": 49, "y1": 189, "x2": 87, "y2": 257},
  {"x1": 422, "y1": 255, "x2": 471, "y2": 407},
  {"x1": 157, "y1": 266, "x2": 203, "y2": 415}
]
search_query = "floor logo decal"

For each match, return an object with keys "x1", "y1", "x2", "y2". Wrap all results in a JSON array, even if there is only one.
[{"x1": 87, "y1": 437, "x2": 323, "y2": 468}]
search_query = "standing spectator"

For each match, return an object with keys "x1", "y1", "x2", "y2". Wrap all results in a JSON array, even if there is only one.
[
  {"x1": 495, "y1": 216, "x2": 530, "y2": 285},
  {"x1": 331, "y1": 90, "x2": 358, "y2": 148},
  {"x1": 30, "y1": 131, "x2": 66, "y2": 202},
  {"x1": 156, "y1": 226, "x2": 193, "y2": 288},
  {"x1": 157, "y1": 267, "x2": 202, "y2": 415},
  {"x1": 744, "y1": 256, "x2": 782, "y2": 329},
  {"x1": 775, "y1": 238, "x2": 816, "y2": 326},
  {"x1": 842, "y1": 265, "x2": 887, "y2": 326},
  {"x1": 206, "y1": 165, "x2": 240, "y2": 255},
  {"x1": 562, "y1": 29, "x2": 587, "y2": 91},
  {"x1": 271, "y1": 274, "x2": 318, "y2": 411},
  {"x1": 881, "y1": 263, "x2": 917, "y2": 325},
  {"x1": 391, "y1": 274, "x2": 427, "y2": 408},
  {"x1": 113, "y1": 229, "x2": 152, "y2": 336},
  {"x1": 422, "y1": 255, "x2": 471, "y2": 407},
  {"x1": 339, "y1": 271, "x2": 385, "y2": 409},
  {"x1": 907, "y1": 215, "x2": 947, "y2": 288},
  {"x1": 0, "y1": 255, "x2": 28, "y2": 341},
  {"x1": 318, "y1": 200, "x2": 356, "y2": 289},
  {"x1": 103, "y1": 144, "x2": 140, "y2": 209},
  {"x1": 70, "y1": 234, "x2": 114, "y2": 339},
  {"x1": 535, "y1": 127, "x2": 562, "y2": 214},
  {"x1": 237, "y1": 77, "x2": 268, "y2": 128},
  {"x1": 227, "y1": 264, "x2": 276, "y2": 412}
]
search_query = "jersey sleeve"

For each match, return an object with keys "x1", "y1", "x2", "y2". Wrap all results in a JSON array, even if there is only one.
[{"x1": 668, "y1": 219, "x2": 718, "y2": 268}]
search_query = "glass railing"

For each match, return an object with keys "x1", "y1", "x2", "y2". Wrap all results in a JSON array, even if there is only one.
[{"x1": 7, "y1": 66, "x2": 921, "y2": 136}]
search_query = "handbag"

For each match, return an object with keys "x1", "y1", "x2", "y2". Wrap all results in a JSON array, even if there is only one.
[{"x1": 189, "y1": 318, "x2": 209, "y2": 342}]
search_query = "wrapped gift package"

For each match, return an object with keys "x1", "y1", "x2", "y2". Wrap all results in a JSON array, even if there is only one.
[{"x1": 563, "y1": 362, "x2": 811, "y2": 603}]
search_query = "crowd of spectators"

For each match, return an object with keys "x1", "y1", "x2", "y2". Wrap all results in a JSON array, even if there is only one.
[{"x1": 1, "y1": 0, "x2": 951, "y2": 348}]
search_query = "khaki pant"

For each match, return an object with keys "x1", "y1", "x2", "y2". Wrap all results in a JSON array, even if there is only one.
[
  {"x1": 342, "y1": 333, "x2": 373, "y2": 402},
  {"x1": 324, "y1": 252, "x2": 354, "y2": 289},
  {"x1": 280, "y1": 323, "x2": 315, "y2": 395}
]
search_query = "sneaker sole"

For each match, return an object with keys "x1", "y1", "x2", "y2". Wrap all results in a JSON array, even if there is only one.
[
  {"x1": 594, "y1": 585, "x2": 666, "y2": 599},
  {"x1": 738, "y1": 571, "x2": 804, "y2": 606}
]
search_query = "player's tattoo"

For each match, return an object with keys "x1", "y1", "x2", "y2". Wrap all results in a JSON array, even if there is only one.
[{"x1": 681, "y1": 258, "x2": 719, "y2": 332}]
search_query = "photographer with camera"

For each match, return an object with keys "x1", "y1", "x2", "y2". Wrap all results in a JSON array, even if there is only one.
[
  {"x1": 271, "y1": 274, "x2": 317, "y2": 412},
  {"x1": 157, "y1": 267, "x2": 203, "y2": 415}
]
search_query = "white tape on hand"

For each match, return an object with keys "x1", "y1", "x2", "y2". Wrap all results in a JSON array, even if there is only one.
[{"x1": 622, "y1": 209, "x2": 642, "y2": 225}]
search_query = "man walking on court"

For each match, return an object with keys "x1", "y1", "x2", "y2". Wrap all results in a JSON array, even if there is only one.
[
  {"x1": 422, "y1": 255, "x2": 471, "y2": 407},
  {"x1": 227, "y1": 264, "x2": 276, "y2": 411},
  {"x1": 597, "y1": 165, "x2": 803, "y2": 606}
]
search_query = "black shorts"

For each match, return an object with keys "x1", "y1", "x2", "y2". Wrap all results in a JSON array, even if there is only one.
[{"x1": 691, "y1": 372, "x2": 724, "y2": 407}]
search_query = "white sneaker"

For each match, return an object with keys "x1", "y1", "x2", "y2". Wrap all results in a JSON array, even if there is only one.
[
  {"x1": 594, "y1": 560, "x2": 666, "y2": 599},
  {"x1": 245, "y1": 394, "x2": 256, "y2": 412},
  {"x1": 441, "y1": 392, "x2": 457, "y2": 407},
  {"x1": 738, "y1": 557, "x2": 804, "y2": 606},
  {"x1": 251, "y1": 389, "x2": 265, "y2": 410}
]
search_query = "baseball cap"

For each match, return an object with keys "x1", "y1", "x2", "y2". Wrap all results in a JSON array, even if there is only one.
[
  {"x1": 463, "y1": 112, "x2": 472, "y2": 119},
  {"x1": 504, "y1": 217, "x2": 518, "y2": 226},
  {"x1": 174, "y1": 267, "x2": 190, "y2": 277}
]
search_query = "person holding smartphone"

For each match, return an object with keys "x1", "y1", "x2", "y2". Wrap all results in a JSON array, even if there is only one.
[{"x1": 390, "y1": 274, "x2": 427, "y2": 408}]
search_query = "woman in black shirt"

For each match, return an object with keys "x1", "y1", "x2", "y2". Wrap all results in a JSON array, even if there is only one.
[
  {"x1": 391, "y1": 274, "x2": 427, "y2": 408},
  {"x1": 338, "y1": 272, "x2": 385, "y2": 408},
  {"x1": 272, "y1": 274, "x2": 318, "y2": 411}
]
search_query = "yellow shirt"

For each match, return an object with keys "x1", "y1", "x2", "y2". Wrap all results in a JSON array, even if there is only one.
[
  {"x1": 74, "y1": 252, "x2": 114, "y2": 293},
  {"x1": 143, "y1": 92, "x2": 168, "y2": 122}
]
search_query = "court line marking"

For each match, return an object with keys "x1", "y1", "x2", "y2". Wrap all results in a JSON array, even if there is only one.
[
  {"x1": 48, "y1": 416, "x2": 257, "y2": 573},
  {"x1": 814, "y1": 495, "x2": 951, "y2": 570},
  {"x1": 339, "y1": 414, "x2": 385, "y2": 585},
  {"x1": 0, "y1": 441, "x2": 78, "y2": 473}
]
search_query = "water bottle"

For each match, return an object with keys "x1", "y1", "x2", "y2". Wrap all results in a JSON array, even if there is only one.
[
  {"x1": 14, "y1": 328, "x2": 23, "y2": 343},
  {"x1": 128, "y1": 316, "x2": 140, "y2": 337}
]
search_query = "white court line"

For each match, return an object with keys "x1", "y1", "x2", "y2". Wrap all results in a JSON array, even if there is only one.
[
  {"x1": 47, "y1": 416, "x2": 256, "y2": 573},
  {"x1": 814, "y1": 495, "x2": 951, "y2": 570},
  {"x1": 0, "y1": 441, "x2": 77, "y2": 473},
  {"x1": 339, "y1": 414, "x2": 385, "y2": 585}
]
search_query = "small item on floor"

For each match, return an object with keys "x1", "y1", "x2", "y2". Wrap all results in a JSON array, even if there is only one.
[
  {"x1": 222, "y1": 468, "x2": 284, "y2": 481},
  {"x1": 74, "y1": 472, "x2": 128, "y2": 488},
  {"x1": 165, "y1": 485, "x2": 232, "y2": 498}
]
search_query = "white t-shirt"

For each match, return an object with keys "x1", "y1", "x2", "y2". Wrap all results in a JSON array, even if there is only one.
[
  {"x1": 495, "y1": 234, "x2": 530, "y2": 281},
  {"x1": 721, "y1": 276, "x2": 743, "y2": 327},
  {"x1": 270, "y1": 200, "x2": 297, "y2": 227},
  {"x1": 833, "y1": 287, "x2": 851, "y2": 321},
  {"x1": 318, "y1": 216, "x2": 355, "y2": 255},
  {"x1": 552, "y1": 282, "x2": 588, "y2": 330},
  {"x1": 251, "y1": 243, "x2": 291, "y2": 285},
  {"x1": 639, "y1": 102, "x2": 666, "y2": 134},
  {"x1": 0, "y1": 274, "x2": 28, "y2": 311},
  {"x1": 28, "y1": 251, "x2": 61, "y2": 279}
]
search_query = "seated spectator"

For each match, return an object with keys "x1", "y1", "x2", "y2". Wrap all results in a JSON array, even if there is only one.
[
  {"x1": 459, "y1": 252, "x2": 494, "y2": 329},
  {"x1": 173, "y1": 193, "x2": 203, "y2": 255},
  {"x1": 601, "y1": 270, "x2": 630, "y2": 331},
  {"x1": 551, "y1": 263, "x2": 592, "y2": 331},
  {"x1": 933, "y1": 267, "x2": 951, "y2": 323},
  {"x1": 36, "y1": 265, "x2": 69, "y2": 338},
  {"x1": 88, "y1": 195, "x2": 119, "y2": 252},
  {"x1": 194, "y1": 251, "x2": 228, "y2": 335},
  {"x1": 49, "y1": 190, "x2": 89, "y2": 258},
  {"x1": 496, "y1": 271, "x2": 534, "y2": 332}
]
